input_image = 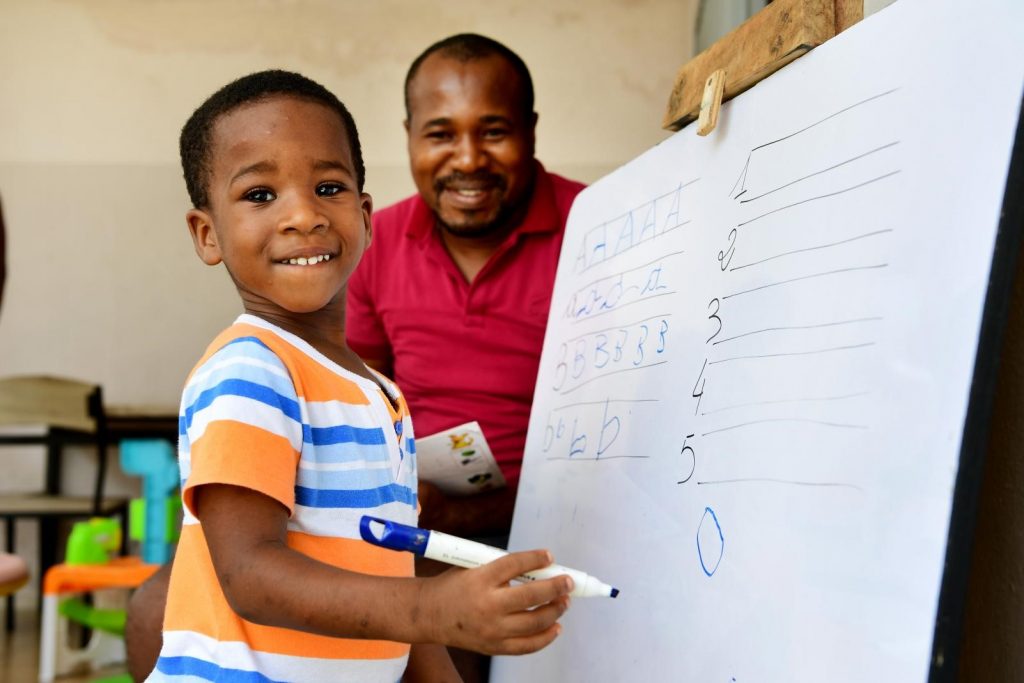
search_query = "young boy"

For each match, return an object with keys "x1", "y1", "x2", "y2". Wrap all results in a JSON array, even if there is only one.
[{"x1": 146, "y1": 70, "x2": 572, "y2": 682}]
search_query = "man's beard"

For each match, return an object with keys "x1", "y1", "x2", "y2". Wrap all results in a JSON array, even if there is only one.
[{"x1": 433, "y1": 171, "x2": 513, "y2": 238}]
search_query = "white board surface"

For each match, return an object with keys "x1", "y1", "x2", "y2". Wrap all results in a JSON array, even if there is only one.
[{"x1": 493, "y1": 1, "x2": 1024, "y2": 681}]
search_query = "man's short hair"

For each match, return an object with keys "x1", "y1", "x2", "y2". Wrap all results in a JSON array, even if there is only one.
[
  {"x1": 403, "y1": 33, "x2": 535, "y2": 121},
  {"x1": 180, "y1": 69, "x2": 365, "y2": 209}
]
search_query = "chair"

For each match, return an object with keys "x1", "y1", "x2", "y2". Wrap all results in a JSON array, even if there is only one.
[
  {"x1": 37, "y1": 441, "x2": 179, "y2": 682},
  {"x1": 38, "y1": 518, "x2": 159, "y2": 682},
  {"x1": 0, "y1": 375, "x2": 130, "y2": 630}
]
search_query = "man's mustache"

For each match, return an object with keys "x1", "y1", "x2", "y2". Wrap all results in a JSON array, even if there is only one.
[{"x1": 434, "y1": 171, "x2": 508, "y2": 195}]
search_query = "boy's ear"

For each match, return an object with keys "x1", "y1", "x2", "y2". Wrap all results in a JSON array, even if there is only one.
[
  {"x1": 360, "y1": 192, "x2": 373, "y2": 248},
  {"x1": 186, "y1": 209, "x2": 223, "y2": 266}
]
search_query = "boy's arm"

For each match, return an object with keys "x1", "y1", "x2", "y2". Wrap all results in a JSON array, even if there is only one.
[
  {"x1": 195, "y1": 482, "x2": 572, "y2": 653},
  {"x1": 402, "y1": 644, "x2": 462, "y2": 682}
]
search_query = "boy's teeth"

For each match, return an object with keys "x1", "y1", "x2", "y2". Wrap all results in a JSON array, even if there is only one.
[{"x1": 283, "y1": 255, "x2": 330, "y2": 265}]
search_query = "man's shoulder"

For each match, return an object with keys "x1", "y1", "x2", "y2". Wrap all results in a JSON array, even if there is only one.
[
  {"x1": 545, "y1": 169, "x2": 587, "y2": 196},
  {"x1": 539, "y1": 167, "x2": 587, "y2": 224},
  {"x1": 372, "y1": 193, "x2": 426, "y2": 235}
]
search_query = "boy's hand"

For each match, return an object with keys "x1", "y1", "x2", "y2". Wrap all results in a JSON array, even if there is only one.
[{"x1": 423, "y1": 549, "x2": 573, "y2": 655}]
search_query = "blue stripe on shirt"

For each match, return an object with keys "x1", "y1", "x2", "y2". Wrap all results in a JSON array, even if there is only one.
[
  {"x1": 295, "y1": 484, "x2": 416, "y2": 509},
  {"x1": 182, "y1": 379, "x2": 302, "y2": 430},
  {"x1": 308, "y1": 424, "x2": 387, "y2": 446},
  {"x1": 155, "y1": 655, "x2": 284, "y2": 682}
]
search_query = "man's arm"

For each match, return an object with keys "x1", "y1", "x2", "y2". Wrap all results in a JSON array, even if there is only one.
[
  {"x1": 125, "y1": 560, "x2": 172, "y2": 682},
  {"x1": 403, "y1": 643, "x2": 462, "y2": 682},
  {"x1": 417, "y1": 481, "x2": 517, "y2": 538}
]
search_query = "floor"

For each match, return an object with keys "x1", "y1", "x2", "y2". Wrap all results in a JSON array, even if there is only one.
[{"x1": 0, "y1": 608, "x2": 129, "y2": 683}]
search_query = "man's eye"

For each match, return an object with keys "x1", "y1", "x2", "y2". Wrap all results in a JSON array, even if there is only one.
[
  {"x1": 483, "y1": 129, "x2": 508, "y2": 139},
  {"x1": 244, "y1": 188, "x2": 275, "y2": 203},
  {"x1": 426, "y1": 131, "x2": 453, "y2": 141},
  {"x1": 317, "y1": 183, "x2": 345, "y2": 197}
]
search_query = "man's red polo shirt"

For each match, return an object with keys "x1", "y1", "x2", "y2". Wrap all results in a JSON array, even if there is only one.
[{"x1": 346, "y1": 163, "x2": 585, "y2": 489}]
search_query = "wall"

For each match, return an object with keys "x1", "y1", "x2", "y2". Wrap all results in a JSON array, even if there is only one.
[{"x1": 0, "y1": 0, "x2": 698, "y2": 411}]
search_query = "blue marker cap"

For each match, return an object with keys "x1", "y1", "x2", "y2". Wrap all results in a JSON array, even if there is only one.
[{"x1": 359, "y1": 516, "x2": 430, "y2": 556}]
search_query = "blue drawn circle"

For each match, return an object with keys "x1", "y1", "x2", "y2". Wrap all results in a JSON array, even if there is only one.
[{"x1": 697, "y1": 506, "x2": 724, "y2": 577}]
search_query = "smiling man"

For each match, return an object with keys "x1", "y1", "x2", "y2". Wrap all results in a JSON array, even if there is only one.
[{"x1": 346, "y1": 34, "x2": 585, "y2": 542}]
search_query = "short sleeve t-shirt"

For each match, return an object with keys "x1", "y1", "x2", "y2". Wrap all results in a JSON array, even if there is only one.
[
  {"x1": 346, "y1": 164, "x2": 585, "y2": 488},
  {"x1": 149, "y1": 315, "x2": 418, "y2": 683}
]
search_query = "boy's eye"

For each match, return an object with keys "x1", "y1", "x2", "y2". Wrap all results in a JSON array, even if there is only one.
[
  {"x1": 316, "y1": 182, "x2": 345, "y2": 197},
  {"x1": 243, "y1": 188, "x2": 275, "y2": 203}
]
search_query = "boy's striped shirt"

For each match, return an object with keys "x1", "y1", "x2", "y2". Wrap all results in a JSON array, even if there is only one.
[{"x1": 148, "y1": 314, "x2": 418, "y2": 683}]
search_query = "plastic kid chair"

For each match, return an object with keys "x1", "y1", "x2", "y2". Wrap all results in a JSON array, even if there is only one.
[{"x1": 37, "y1": 439, "x2": 180, "y2": 682}]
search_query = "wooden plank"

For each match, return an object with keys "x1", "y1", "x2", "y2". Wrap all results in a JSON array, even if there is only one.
[
  {"x1": 662, "y1": 0, "x2": 836, "y2": 131},
  {"x1": 835, "y1": 0, "x2": 864, "y2": 34}
]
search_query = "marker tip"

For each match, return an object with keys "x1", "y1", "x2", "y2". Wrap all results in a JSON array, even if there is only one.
[{"x1": 610, "y1": 587, "x2": 620, "y2": 598}]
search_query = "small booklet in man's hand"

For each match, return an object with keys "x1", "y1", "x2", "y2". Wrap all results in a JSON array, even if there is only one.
[{"x1": 416, "y1": 421, "x2": 506, "y2": 496}]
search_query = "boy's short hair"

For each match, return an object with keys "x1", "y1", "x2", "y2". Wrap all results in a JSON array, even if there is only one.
[
  {"x1": 180, "y1": 69, "x2": 365, "y2": 209},
  {"x1": 403, "y1": 33, "x2": 535, "y2": 121}
]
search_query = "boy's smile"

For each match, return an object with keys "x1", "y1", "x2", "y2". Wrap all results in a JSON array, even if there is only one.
[{"x1": 186, "y1": 95, "x2": 372, "y2": 323}]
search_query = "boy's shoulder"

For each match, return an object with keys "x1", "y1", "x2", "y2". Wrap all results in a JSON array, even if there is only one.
[
  {"x1": 185, "y1": 317, "x2": 380, "y2": 407},
  {"x1": 191, "y1": 320, "x2": 291, "y2": 374}
]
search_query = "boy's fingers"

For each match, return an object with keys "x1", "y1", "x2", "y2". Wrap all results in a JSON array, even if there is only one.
[
  {"x1": 497, "y1": 600, "x2": 569, "y2": 638},
  {"x1": 502, "y1": 576, "x2": 573, "y2": 612},
  {"x1": 484, "y1": 549, "x2": 554, "y2": 582},
  {"x1": 492, "y1": 623, "x2": 563, "y2": 656}
]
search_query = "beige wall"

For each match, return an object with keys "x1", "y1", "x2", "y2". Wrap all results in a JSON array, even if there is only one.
[{"x1": 0, "y1": 0, "x2": 699, "y2": 411}]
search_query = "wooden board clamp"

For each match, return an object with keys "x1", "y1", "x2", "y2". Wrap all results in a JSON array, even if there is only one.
[{"x1": 664, "y1": 0, "x2": 863, "y2": 135}]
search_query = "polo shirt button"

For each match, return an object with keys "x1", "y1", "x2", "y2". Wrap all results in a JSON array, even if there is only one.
[{"x1": 394, "y1": 420, "x2": 403, "y2": 436}]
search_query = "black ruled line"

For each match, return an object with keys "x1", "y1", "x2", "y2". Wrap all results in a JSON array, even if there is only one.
[
  {"x1": 737, "y1": 171, "x2": 900, "y2": 227},
  {"x1": 712, "y1": 317, "x2": 882, "y2": 345},
  {"x1": 730, "y1": 229, "x2": 894, "y2": 272},
  {"x1": 701, "y1": 418, "x2": 868, "y2": 436},
  {"x1": 550, "y1": 398, "x2": 659, "y2": 412},
  {"x1": 697, "y1": 478, "x2": 863, "y2": 491},
  {"x1": 702, "y1": 391, "x2": 869, "y2": 415},
  {"x1": 739, "y1": 142, "x2": 900, "y2": 203},
  {"x1": 709, "y1": 342, "x2": 875, "y2": 365},
  {"x1": 730, "y1": 88, "x2": 900, "y2": 197},
  {"x1": 722, "y1": 264, "x2": 888, "y2": 300}
]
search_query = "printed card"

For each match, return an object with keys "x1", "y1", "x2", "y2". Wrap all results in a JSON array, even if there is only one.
[{"x1": 416, "y1": 421, "x2": 507, "y2": 496}]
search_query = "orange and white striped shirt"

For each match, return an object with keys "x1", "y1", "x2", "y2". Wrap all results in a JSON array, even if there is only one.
[{"x1": 148, "y1": 315, "x2": 417, "y2": 683}]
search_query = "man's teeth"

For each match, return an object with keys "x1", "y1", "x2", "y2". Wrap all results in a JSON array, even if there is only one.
[
  {"x1": 282, "y1": 254, "x2": 331, "y2": 266},
  {"x1": 454, "y1": 189, "x2": 485, "y2": 196}
]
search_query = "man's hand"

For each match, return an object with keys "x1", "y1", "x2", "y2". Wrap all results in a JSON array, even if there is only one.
[{"x1": 417, "y1": 480, "x2": 517, "y2": 537}]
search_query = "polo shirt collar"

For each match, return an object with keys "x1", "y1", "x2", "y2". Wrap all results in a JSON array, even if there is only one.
[{"x1": 405, "y1": 160, "x2": 559, "y2": 242}]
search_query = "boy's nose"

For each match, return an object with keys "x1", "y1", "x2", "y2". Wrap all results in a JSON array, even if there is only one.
[{"x1": 280, "y1": 195, "x2": 327, "y2": 233}]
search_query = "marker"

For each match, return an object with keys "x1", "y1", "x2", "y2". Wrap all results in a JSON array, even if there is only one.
[{"x1": 359, "y1": 515, "x2": 619, "y2": 599}]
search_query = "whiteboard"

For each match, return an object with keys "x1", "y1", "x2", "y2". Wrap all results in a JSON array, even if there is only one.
[{"x1": 493, "y1": 1, "x2": 1024, "y2": 681}]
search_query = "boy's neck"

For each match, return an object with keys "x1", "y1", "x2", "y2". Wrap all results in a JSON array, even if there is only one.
[{"x1": 244, "y1": 307, "x2": 375, "y2": 382}]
